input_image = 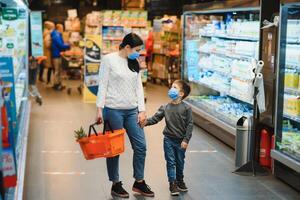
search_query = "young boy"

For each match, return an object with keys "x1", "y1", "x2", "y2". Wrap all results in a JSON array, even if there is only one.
[{"x1": 143, "y1": 80, "x2": 193, "y2": 196}]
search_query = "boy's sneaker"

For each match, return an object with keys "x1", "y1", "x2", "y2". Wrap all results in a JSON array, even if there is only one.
[
  {"x1": 169, "y1": 182, "x2": 180, "y2": 196},
  {"x1": 132, "y1": 180, "x2": 155, "y2": 197},
  {"x1": 177, "y1": 180, "x2": 188, "y2": 192},
  {"x1": 111, "y1": 182, "x2": 129, "y2": 198}
]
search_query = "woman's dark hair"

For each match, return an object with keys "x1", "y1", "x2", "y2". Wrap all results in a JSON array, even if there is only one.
[{"x1": 119, "y1": 33, "x2": 144, "y2": 73}]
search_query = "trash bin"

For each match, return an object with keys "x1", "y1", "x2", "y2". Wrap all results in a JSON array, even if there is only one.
[{"x1": 235, "y1": 116, "x2": 253, "y2": 168}]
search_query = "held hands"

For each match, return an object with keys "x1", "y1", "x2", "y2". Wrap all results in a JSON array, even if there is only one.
[
  {"x1": 140, "y1": 119, "x2": 147, "y2": 128},
  {"x1": 138, "y1": 111, "x2": 147, "y2": 128},
  {"x1": 181, "y1": 141, "x2": 188, "y2": 149}
]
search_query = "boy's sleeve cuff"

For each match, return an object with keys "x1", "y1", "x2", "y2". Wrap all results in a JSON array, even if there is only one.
[{"x1": 183, "y1": 138, "x2": 190, "y2": 144}]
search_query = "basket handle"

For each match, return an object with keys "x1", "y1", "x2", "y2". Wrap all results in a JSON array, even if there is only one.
[
  {"x1": 88, "y1": 123, "x2": 98, "y2": 137},
  {"x1": 103, "y1": 120, "x2": 114, "y2": 134},
  {"x1": 88, "y1": 120, "x2": 114, "y2": 137}
]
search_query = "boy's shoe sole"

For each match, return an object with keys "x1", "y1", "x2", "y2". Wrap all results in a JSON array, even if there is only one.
[
  {"x1": 111, "y1": 191, "x2": 129, "y2": 198},
  {"x1": 132, "y1": 187, "x2": 155, "y2": 197},
  {"x1": 170, "y1": 191, "x2": 180, "y2": 196},
  {"x1": 178, "y1": 187, "x2": 188, "y2": 192}
]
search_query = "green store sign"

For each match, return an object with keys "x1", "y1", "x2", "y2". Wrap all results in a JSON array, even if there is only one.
[
  {"x1": 2, "y1": 8, "x2": 18, "y2": 20},
  {"x1": 6, "y1": 43, "x2": 14, "y2": 49}
]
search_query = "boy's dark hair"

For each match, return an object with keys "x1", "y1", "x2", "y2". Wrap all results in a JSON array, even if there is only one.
[{"x1": 174, "y1": 80, "x2": 191, "y2": 100}]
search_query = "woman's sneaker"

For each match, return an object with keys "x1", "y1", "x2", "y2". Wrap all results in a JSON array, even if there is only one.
[
  {"x1": 132, "y1": 180, "x2": 155, "y2": 197},
  {"x1": 177, "y1": 180, "x2": 188, "y2": 192},
  {"x1": 169, "y1": 182, "x2": 180, "y2": 196},
  {"x1": 111, "y1": 182, "x2": 129, "y2": 198}
]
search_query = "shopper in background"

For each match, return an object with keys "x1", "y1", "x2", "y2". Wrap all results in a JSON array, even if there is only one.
[
  {"x1": 51, "y1": 23, "x2": 70, "y2": 91},
  {"x1": 96, "y1": 33, "x2": 154, "y2": 198},
  {"x1": 145, "y1": 30, "x2": 154, "y2": 70},
  {"x1": 142, "y1": 80, "x2": 193, "y2": 196},
  {"x1": 40, "y1": 21, "x2": 54, "y2": 84}
]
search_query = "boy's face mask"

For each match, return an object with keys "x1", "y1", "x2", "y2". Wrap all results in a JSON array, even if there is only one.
[{"x1": 168, "y1": 88, "x2": 180, "y2": 100}]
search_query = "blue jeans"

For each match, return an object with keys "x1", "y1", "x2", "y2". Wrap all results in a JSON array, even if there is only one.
[
  {"x1": 164, "y1": 136, "x2": 186, "y2": 182},
  {"x1": 103, "y1": 107, "x2": 147, "y2": 182}
]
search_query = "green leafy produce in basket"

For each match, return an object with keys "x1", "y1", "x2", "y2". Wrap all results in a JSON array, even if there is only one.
[{"x1": 74, "y1": 127, "x2": 87, "y2": 140}]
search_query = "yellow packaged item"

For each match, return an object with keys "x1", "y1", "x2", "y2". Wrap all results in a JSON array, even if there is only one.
[
  {"x1": 286, "y1": 95, "x2": 300, "y2": 116},
  {"x1": 285, "y1": 71, "x2": 299, "y2": 88}
]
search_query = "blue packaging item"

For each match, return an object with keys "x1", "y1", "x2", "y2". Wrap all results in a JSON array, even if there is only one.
[{"x1": 185, "y1": 40, "x2": 200, "y2": 50}]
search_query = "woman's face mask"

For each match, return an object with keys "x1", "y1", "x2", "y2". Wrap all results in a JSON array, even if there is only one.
[
  {"x1": 128, "y1": 51, "x2": 140, "y2": 60},
  {"x1": 127, "y1": 46, "x2": 141, "y2": 60}
]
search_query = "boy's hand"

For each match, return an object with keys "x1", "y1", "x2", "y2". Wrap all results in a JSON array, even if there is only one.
[
  {"x1": 181, "y1": 141, "x2": 188, "y2": 149},
  {"x1": 140, "y1": 119, "x2": 147, "y2": 128}
]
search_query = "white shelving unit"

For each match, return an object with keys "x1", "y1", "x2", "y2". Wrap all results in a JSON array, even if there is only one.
[{"x1": 182, "y1": 3, "x2": 261, "y2": 147}]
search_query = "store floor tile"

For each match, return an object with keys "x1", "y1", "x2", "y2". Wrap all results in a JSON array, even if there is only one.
[{"x1": 24, "y1": 82, "x2": 300, "y2": 200}]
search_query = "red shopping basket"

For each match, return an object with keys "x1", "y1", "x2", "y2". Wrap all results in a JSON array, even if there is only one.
[{"x1": 77, "y1": 121, "x2": 125, "y2": 160}]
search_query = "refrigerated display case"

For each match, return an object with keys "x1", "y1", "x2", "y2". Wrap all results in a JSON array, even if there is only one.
[
  {"x1": 0, "y1": 0, "x2": 30, "y2": 199},
  {"x1": 182, "y1": 1, "x2": 261, "y2": 147},
  {"x1": 272, "y1": 0, "x2": 300, "y2": 191}
]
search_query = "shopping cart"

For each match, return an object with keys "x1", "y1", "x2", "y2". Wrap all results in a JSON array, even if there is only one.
[
  {"x1": 61, "y1": 50, "x2": 84, "y2": 95},
  {"x1": 28, "y1": 56, "x2": 45, "y2": 106}
]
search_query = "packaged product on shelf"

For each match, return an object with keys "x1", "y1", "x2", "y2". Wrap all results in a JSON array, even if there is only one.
[
  {"x1": 231, "y1": 60, "x2": 255, "y2": 80},
  {"x1": 287, "y1": 20, "x2": 300, "y2": 42},
  {"x1": 103, "y1": 10, "x2": 113, "y2": 26},
  {"x1": 298, "y1": 75, "x2": 300, "y2": 89},
  {"x1": 187, "y1": 95, "x2": 252, "y2": 126},
  {"x1": 121, "y1": 11, "x2": 130, "y2": 27},
  {"x1": 138, "y1": 11, "x2": 148, "y2": 27},
  {"x1": 199, "y1": 72, "x2": 231, "y2": 93},
  {"x1": 284, "y1": 94, "x2": 300, "y2": 116},
  {"x1": 285, "y1": 69, "x2": 299, "y2": 89},
  {"x1": 285, "y1": 45, "x2": 300, "y2": 66},
  {"x1": 68, "y1": 9, "x2": 78, "y2": 18},
  {"x1": 130, "y1": 11, "x2": 139, "y2": 27},
  {"x1": 65, "y1": 17, "x2": 80, "y2": 32},
  {"x1": 235, "y1": 41, "x2": 257, "y2": 57},
  {"x1": 230, "y1": 78, "x2": 253, "y2": 103},
  {"x1": 112, "y1": 11, "x2": 122, "y2": 26},
  {"x1": 86, "y1": 13, "x2": 100, "y2": 27}
]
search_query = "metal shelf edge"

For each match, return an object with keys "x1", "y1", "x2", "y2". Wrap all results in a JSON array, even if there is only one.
[
  {"x1": 184, "y1": 101, "x2": 236, "y2": 136},
  {"x1": 14, "y1": 101, "x2": 31, "y2": 200},
  {"x1": 271, "y1": 150, "x2": 300, "y2": 173}
]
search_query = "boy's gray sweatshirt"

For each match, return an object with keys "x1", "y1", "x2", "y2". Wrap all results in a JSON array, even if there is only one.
[{"x1": 146, "y1": 102, "x2": 193, "y2": 143}]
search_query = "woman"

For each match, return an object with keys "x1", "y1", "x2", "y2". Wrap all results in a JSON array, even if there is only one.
[
  {"x1": 40, "y1": 21, "x2": 54, "y2": 84},
  {"x1": 96, "y1": 33, "x2": 154, "y2": 198}
]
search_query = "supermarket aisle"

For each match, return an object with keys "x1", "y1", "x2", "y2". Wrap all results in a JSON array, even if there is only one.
[{"x1": 24, "y1": 82, "x2": 300, "y2": 200}]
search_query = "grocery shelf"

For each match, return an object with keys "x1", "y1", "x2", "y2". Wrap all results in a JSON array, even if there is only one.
[
  {"x1": 193, "y1": 80, "x2": 253, "y2": 105},
  {"x1": 284, "y1": 87, "x2": 300, "y2": 96},
  {"x1": 185, "y1": 100, "x2": 236, "y2": 135},
  {"x1": 286, "y1": 39, "x2": 300, "y2": 45},
  {"x1": 285, "y1": 63, "x2": 300, "y2": 70},
  {"x1": 198, "y1": 65, "x2": 231, "y2": 77},
  {"x1": 102, "y1": 25, "x2": 123, "y2": 27},
  {"x1": 102, "y1": 37, "x2": 123, "y2": 41},
  {"x1": 283, "y1": 113, "x2": 300, "y2": 123},
  {"x1": 195, "y1": 80, "x2": 229, "y2": 94},
  {"x1": 199, "y1": 50, "x2": 255, "y2": 61},
  {"x1": 229, "y1": 92, "x2": 253, "y2": 105},
  {"x1": 271, "y1": 150, "x2": 300, "y2": 173},
  {"x1": 200, "y1": 34, "x2": 259, "y2": 42}
]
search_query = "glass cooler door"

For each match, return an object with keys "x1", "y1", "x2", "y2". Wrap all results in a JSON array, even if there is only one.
[{"x1": 275, "y1": 3, "x2": 300, "y2": 169}]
